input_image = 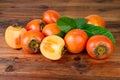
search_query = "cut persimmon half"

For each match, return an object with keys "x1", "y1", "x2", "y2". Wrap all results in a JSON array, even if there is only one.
[
  {"x1": 40, "y1": 35, "x2": 65, "y2": 60},
  {"x1": 5, "y1": 24, "x2": 27, "y2": 49}
]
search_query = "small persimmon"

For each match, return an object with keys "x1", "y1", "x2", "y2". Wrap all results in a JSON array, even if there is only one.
[
  {"x1": 42, "y1": 10, "x2": 61, "y2": 24},
  {"x1": 26, "y1": 19, "x2": 45, "y2": 31},
  {"x1": 42, "y1": 23, "x2": 61, "y2": 36},
  {"x1": 86, "y1": 15, "x2": 106, "y2": 27}
]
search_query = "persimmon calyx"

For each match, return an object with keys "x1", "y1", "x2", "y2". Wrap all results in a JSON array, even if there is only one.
[
  {"x1": 13, "y1": 24, "x2": 20, "y2": 28},
  {"x1": 94, "y1": 44, "x2": 107, "y2": 58},
  {"x1": 28, "y1": 38, "x2": 40, "y2": 53}
]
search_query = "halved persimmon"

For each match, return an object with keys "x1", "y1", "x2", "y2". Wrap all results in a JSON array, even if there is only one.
[
  {"x1": 40, "y1": 35, "x2": 65, "y2": 60},
  {"x1": 5, "y1": 24, "x2": 27, "y2": 49}
]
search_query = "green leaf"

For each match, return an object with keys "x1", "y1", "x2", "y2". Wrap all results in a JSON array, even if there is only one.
[
  {"x1": 56, "y1": 31, "x2": 66, "y2": 38},
  {"x1": 57, "y1": 16, "x2": 77, "y2": 33},
  {"x1": 81, "y1": 24, "x2": 116, "y2": 45},
  {"x1": 74, "y1": 18, "x2": 87, "y2": 29}
]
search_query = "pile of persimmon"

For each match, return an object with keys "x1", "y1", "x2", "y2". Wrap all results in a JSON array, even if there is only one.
[{"x1": 5, "y1": 10, "x2": 115, "y2": 60}]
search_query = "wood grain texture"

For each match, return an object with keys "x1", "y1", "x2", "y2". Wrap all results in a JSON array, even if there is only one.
[
  {"x1": 0, "y1": 0, "x2": 120, "y2": 21},
  {"x1": 0, "y1": 0, "x2": 120, "y2": 80}
]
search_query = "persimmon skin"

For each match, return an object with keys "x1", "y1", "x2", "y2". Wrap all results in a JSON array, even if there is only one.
[
  {"x1": 86, "y1": 15, "x2": 106, "y2": 27},
  {"x1": 64, "y1": 29, "x2": 88, "y2": 54},
  {"x1": 21, "y1": 30, "x2": 44, "y2": 54},
  {"x1": 42, "y1": 23, "x2": 61, "y2": 36},
  {"x1": 5, "y1": 25, "x2": 27, "y2": 49},
  {"x1": 42, "y1": 10, "x2": 61, "y2": 24},
  {"x1": 86, "y1": 35, "x2": 114, "y2": 59}
]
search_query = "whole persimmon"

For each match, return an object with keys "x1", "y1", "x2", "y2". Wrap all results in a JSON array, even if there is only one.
[
  {"x1": 64, "y1": 29, "x2": 88, "y2": 53},
  {"x1": 42, "y1": 23, "x2": 61, "y2": 36},
  {"x1": 26, "y1": 19, "x2": 45, "y2": 31},
  {"x1": 21, "y1": 30, "x2": 44, "y2": 54},
  {"x1": 86, "y1": 35, "x2": 114, "y2": 59},
  {"x1": 86, "y1": 15, "x2": 105, "y2": 27},
  {"x1": 42, "y1": 10, "x2": 61, "y2": 24}
]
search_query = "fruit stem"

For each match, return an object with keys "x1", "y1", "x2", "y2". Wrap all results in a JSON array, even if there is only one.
[
  {"x1": 94, "y1": 45, "x2": 107, "y2": 57},
  {"x1": 28, "y1": 38, "x2": 40, "y2": 53},
  {"x1": 12, "y1": 24, "x2": 22, "y2": 29}
]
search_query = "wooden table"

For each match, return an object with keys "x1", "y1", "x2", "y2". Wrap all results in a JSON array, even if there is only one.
[{"x1": 0, "y1": 0, "x2": 120, "y2": 80}]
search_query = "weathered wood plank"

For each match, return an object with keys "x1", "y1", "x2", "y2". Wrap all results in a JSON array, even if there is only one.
[
  {"x1": 0, "y1": 0, "x2": 120, "y2": 21},
  {"x1": 0, "y1": 0, "x2": 120, "y2": 4},
  {"x1": 0, "y1": 27, "x2": 120, "y2": 79}
]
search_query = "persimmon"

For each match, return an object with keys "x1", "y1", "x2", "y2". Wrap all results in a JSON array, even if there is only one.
[
  {"x1": 40, "y1": 35, "x2": 65, "y2": 60},
  {"x1": 42, "y1": 23, "x2": 61, "y2": 36},
  {"x1": 26, "y1": 19, "x2": 45, "y2": 31},
  {"x1": 64, "y1": 29, "x2": 88, "y2": 53},
  {"x1": 42, "y1": 10, "x2": 61, "y2": 24},
  {"x1": 21, "y1": 30, "x2": 44, "y2": 54},
  {"x1": 5, "y1": 24, "x2": 27, "y2": 49},
  {"x1": 86, "y1": 35, "x2": 114, "y2": 59},
  {"x1": 86, "y1": 15, "x2": 105, "y2": 27}
]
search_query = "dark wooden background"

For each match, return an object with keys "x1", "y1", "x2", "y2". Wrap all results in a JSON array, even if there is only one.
[{"x1": 0, "y1": 0, "x2": 120, "y2": 80}]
